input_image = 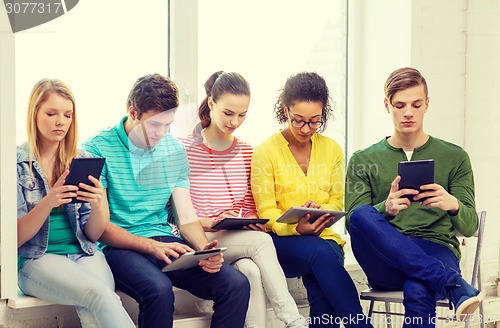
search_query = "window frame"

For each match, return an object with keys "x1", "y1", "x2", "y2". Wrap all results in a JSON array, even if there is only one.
[{"x1": 0, "y1": 18, "x2": 18, "y2": 299}]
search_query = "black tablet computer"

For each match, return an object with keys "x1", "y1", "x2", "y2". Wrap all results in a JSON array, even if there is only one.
[
  {"x1": 211, "y1": 218, "x2": 270, "y2": 230},
  {"x1": 398, "y1": 159, "x2": 434, "y2": 202},
  {"x1": 65, "y1": 157, "x2": 105, "y2": 203},
  {"x1": 276, "y1": 206, "x2": 346, "y2": 227},
  {"x1": 161, "y1": 248, "x2": 227, "y2": 272}
]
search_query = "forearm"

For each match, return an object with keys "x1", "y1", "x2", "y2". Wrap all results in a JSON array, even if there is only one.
[
  {"x1": 322, "y1": 150, "x2": 345, "y2": 211},
  {"x1": 84, "y1": 204, "x2": 110, "y2": 242},
  {"x1": 17, "y1": 197, "x2": 53, "y2": 248},
  {"x1": 99, "y1": 221, "x2": 155, "y2": 254},
  {"x1": 179, "y1": 221, "x2": 209, "y2": 250},
  {"x1": 450, "y1": 200, "x2": 478, "y2": 237},
  {"x1": 321, "y1": 195, "x2": 344, "y2": 212}
]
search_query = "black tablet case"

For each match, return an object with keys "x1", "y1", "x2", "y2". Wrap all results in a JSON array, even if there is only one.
[
  {"x1": 65, "y1": 158, "x2": 105, "y2": 203},
  {"x1": 398, "y1": 159, "x2": 434, "y2": 202}
]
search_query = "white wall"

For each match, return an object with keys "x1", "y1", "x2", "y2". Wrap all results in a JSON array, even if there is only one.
[
  {"x1": 463, "y1": 0, "x2": 500, "y2": 283},
  {"x1": 349, "y1": 0, "x2": 500, "y2": 288},
  {"x1": 347, "y1": 0, "x2": 412, "y2": 154},
  {"x1": 13, "y1": 0, "x2": 169, "y2": 144}
]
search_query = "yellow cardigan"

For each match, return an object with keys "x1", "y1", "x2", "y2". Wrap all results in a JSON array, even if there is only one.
[{"x1": 251, "y1": 132, "x2": 346, "y2": 247}]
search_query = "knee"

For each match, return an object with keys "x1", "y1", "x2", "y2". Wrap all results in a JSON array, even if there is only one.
[
  {"x1": 254, "y1": 230, "x2": 273, "y2": 245},
  {"x1": 80, "y1": 284, "x2": 125, "y2": 313},
  {"x1": 224, "y1": 267, "x2": 251, "y2": 300},
  {"x1": 317, "y1": 250, "x2": 344, "y2": 271},
  {"x1": 232, "y1": 258, "x2": 261, "y2": 286},
  {"x1": 140, "y1": 277, "x2": 174, "y2": 305},
  {"x1": 350, "y1": 204, "x2": 377, "y2": 232},
  {"x1": 246, "y1": 231, "x2": 274, "y2": 250}
]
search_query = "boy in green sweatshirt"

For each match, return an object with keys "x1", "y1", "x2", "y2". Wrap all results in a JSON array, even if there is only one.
[{"x1": 345, "y1": 67, "x2": 483, "y2": 326}]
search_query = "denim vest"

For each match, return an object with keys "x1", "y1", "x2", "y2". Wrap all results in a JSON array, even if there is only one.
[{"x1": 17, "y1": 143, "x2": 98, "y2": 258}]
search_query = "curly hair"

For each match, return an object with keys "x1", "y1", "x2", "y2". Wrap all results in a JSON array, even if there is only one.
[{"x1": 273, "y1": 72, "x2": 332, "y2": 132}]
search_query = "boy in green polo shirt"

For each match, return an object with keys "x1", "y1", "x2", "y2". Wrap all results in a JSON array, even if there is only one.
[{"x1": 345, "y1": 67, "x2": 483, "y2": 326}]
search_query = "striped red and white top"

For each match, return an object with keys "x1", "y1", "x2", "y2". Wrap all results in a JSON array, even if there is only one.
[
  {"x1": 180, "y1": 134, "x2": 257, "y2": 219},
  {"x1": 180, "y1": 134, "x2": 257, "y2": 218}
]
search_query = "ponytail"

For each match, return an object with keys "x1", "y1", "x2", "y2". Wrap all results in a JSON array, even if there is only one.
[
  {"x1": 198, "y1": 70, "x2": 224, "y2": 129},
  {"x1": 195, "y1": 70, "x2": 250, "y2": 133}
]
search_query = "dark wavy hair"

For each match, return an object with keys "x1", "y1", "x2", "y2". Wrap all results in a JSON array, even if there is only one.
[
  {"x1": 197, "y1": 71, "x2": 250, "y2": 129},
  {"x1": 273, "y1": 72, "x2": 332, "y2": 132},
  {"x1": 126, "y1": 73, "x2": 179, "y2": 119}
]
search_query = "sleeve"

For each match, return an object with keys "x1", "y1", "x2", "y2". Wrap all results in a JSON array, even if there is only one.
[
  {"x1": 320, "y1": 142, "x2": 345, "y2": 211},
  {"x1": 251, "y1": 144, "x2": 299, "y2": 236},
  {"x1": 17, "y1": 164, "x2": 28, "y2": 220},
  {"x1": 77, "y1": 202, "x2": 92, "y2": 231},
  {"x1": 241, "y1": 147, "x2": 257, "y2": 217},
  {"x1": 175, "y1": 145, "x2": 190, "y2": 189},
  {"x1": 241, "y1": 176, "x2": 257, "y2": 217},
  {"x1": 81, "y1": 139, "x2": 108, "y2": 189},
  {"x1": 448, "y1": 151, "x2": 478, "y2": 237},
  {"x1": 344, "y1": 153, "x2": 387, "y2": 231}
]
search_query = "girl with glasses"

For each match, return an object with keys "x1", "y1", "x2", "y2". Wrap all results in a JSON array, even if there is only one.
[{"x1": 251, "y1": 72, "x2": 372, "y2": 327}]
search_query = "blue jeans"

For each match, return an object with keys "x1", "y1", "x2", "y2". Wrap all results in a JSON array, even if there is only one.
[
  {"x1": 103, "y1": 235, "x2": 250, "y2": 328},
  {"x1": 350, "y1": 205, "x2": 461, "y2": 328},
  {"x1": 269, "y1": 233, "x2": 372, "y2": 328},
  {"x1": 18, "y1": 252, "x2": 135, "y2": 328}
]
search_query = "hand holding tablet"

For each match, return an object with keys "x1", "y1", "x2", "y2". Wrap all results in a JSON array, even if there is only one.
[
  {"x1": 398, "y1": 159, "x2": 434, "y2": 202},
  {"x1": 276, "y1": 206, "x2": 346, "y2": 227},
  {"x1": 211, "y1": 218, "x2": 270, "y2": 230},
  {"x1": 64, "y1": 158, "x2": 105, "y2": 203},
  {"x1": 161, "y1": 248, "x2": 227, "y2": 272}
]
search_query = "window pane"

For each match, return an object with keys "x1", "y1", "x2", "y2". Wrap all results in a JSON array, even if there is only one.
[
  {"x1": 174, "y1": 0, "x2": 348, "y2": 234},
  {"x1": 14, "y1": 1, "x2": 169, "y2": 144},
  {"x1": 197, "y1": 0, "x2": 347, "y2": 149}
]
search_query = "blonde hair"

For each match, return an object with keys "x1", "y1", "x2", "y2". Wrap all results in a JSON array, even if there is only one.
[{"x1": 27, "y1": 78, "x2": 78, "y2": 186}]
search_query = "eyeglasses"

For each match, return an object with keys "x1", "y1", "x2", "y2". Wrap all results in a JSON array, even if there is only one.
[{"x1": 288, "y1": 112, "x2": 323, "y2": 129}]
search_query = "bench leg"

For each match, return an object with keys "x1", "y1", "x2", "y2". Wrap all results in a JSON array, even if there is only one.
[{"x1": 384, "y1": 302, "x2": 392, "y2": 328}]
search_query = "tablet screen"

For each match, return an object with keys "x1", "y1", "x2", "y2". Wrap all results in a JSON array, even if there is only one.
[
  {"x1": 398, "y1": 159, "x2": 434, "y2": 202},
  {"x1": 65, "y1": 157, "x2": 105, "y2": 203}
]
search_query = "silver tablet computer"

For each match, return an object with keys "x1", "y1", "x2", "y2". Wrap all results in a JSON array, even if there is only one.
[
  {"x1": 276, "y1": 206, "x2": 346, "y2": 227},
  {"x1": 161, "y1": 247, "x2": 227, "y2": 272}
]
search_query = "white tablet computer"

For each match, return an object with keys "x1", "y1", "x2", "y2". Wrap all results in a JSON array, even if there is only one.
[
  {"x1": 161, "y1": 247, "x2": 227, "y2": 272},
  {"x1": 276, "y1": 206, "x2": 346, "y2": 227}
]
